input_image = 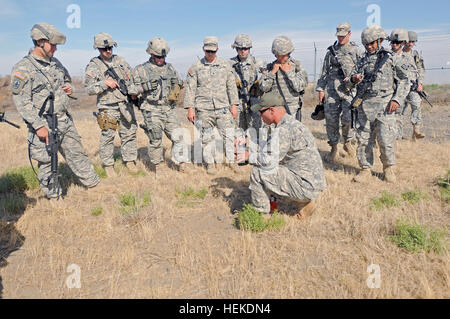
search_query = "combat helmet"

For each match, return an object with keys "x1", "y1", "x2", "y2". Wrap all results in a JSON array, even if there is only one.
[
  {"x1": 93, "y1": 33, "x2": 117, "y2": 49},
  {"x1": 389, "y1": 29, "x2": 409, "y2": 42},
  {"x1": 408, "y1": 31, "x2": 418, "y2": 42},
  {"x1": 271, "y1": 36, "x2": 294, "y2": 56},
  {"x1": 361, "y1": 25, "x2": 387, "y2": 45},
  {"x1": 231, "y1": 34, "x2": 252, "y2": 49},
  {"x1": 146, "y1": 37, "x2": 170, "y2": 56},
  {"x1": 30, "y1": 22, "x2": 66, "y2": 45}
]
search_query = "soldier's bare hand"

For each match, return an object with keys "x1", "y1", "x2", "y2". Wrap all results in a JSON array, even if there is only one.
[
  {"x1": 318, "y1": 91, "x2": 325, "y2": 104},
  {"x1": 230, "y1": 105, "x2": 238, "y2": 119},
  {"x1": 279, "y1": 62, "x2": 292, "y2": 73},
  {"x1": 187, "y1": 107, "x2": 196, "y2": 124},
  {"x1": 105, "y1": 78, "x2": 119, "y2": 89},
  {"x1": 271, "y1": 63, "x2": 281, "y2": 74},
  {"x1": 417, "y1": 83, "x2": 423, "y2": 92},
  {"x1": 352, "y1": 74, "x2": 363, "y2": 83},
  {"x1": 61, "y1": 84, "x2": 72, "y2": 96},
  {"x1": 36, "y1": 126, "x2": 49, "y2": 145},
  {"x1": 388, "y1": 100, "x2": 399, "y2": 114}
]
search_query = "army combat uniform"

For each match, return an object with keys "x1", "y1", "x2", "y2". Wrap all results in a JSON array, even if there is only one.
[
  {"x1": 184, "y1": 44, "x2": 239, "y2": 166},
  {"x1": 11, "y1": 23, "x2": 99, "y2": 198},
  {"x1": 249, "y1": 111, "x2": 326, "y2": 213},
  {"x1": 85, "y1": 35, "x2": 138, "y2": 168},
  {"x1": 133, "y1": 38, "x2": 185, "y2": 167},
  {"x1": 403, "y1": 49, "x2": 425, "y2": 133},
  {"x1": 316, "y1": 39, "x2": 360, "y2": 148}
]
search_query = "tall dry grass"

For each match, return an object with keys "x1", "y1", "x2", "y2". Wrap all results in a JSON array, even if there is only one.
[{"x1": 0, "y1": 103, "x2": 448, "y2": 298}]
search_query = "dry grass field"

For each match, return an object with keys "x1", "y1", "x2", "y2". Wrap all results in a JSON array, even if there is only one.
[{"x1": 0, "y1": 78, "x2": 449, "y2": 299}]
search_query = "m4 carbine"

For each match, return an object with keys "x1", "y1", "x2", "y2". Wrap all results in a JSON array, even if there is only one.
[
  {"x1": 411, "y1": 80, "x2": 434, "y2": 108},
  {"x1": 0, "y1": 112, "x2": 20, "y2": 129},
  {"x1": 104, "y1": 67, "x2": 139, "y2": 108},
  {"x1": 234, "y1": 62, "x2": 251, "y2": 110}
]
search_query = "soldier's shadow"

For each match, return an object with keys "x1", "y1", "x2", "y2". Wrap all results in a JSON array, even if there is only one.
[
  {"x1": 0, "y1": 172, "x2": 37, "y2": 299},
  {"x1": 210, "y1": 176, "x2": 300, "y2": 216}
]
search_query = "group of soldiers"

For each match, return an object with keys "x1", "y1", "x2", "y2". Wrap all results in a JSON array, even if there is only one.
[{"x1": 5, "y1": 21, "x2": 426, "y2": 218}]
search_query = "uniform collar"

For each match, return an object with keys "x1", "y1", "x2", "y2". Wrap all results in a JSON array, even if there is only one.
[
  {"x1": 276, "y1": 113, "x2": 289, "y2": 127},
  {"x1": 30, "y1": 51, "x2": 52, "y2": 65}
]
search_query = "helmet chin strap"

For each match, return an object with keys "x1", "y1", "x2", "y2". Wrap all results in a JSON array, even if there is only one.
[{"x1": 39, "y1": 41, "x2": 52, "y2": 59}]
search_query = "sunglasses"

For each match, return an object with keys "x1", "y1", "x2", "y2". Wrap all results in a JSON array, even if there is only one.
[
  {"x1": 153, "y1": 55, "x2": 164, "y2": 59},
  {"x1": 259, "y1": 107, "x2": 271, "y2": 115},
  {"x1": 100, "y1": 46, "x2": 113, "y2": 52},
  {"x1": 238, "y1": 47, "x2": 250, "y2": 51},
  {"x1": 205, "y1": 50, "x2": 217, "y2": 54},
  {"x1": 391, "y1": 41, "x2": 403, "y2": 45}
]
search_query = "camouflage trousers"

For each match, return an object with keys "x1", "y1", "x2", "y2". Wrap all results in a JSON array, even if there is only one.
[
  {"x1": 98, "y1": 105, "x2": 137, "y2": 167},
  {"x1": 235, "y1": 97, "x2": 262, "y2": 131},
  {"x1": 357, "y1": 98, "x2": 397, "y2": 168},
  {"x1": 404, "y1": 91, "x2": 422, "y2": 125},
  {"x1": 141, "y1": 108, "x2": 185, "y2": 165},
  {"x1": 196, "y1": 108, "x2": 235, "y2": 164},
  {"x1": 28, "y1": 116, "x2": 99, "y2": 198},
  {"x1": 249, "y1": 165, "x2": 318, "y2": 213},
  {"x1": 324, "y1": 92, "x2": 355, "y2": 145}
]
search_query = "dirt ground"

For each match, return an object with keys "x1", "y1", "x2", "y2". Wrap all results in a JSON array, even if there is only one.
[{"x1": 0, "y1": 96, "x2": 449, "y2": 298}]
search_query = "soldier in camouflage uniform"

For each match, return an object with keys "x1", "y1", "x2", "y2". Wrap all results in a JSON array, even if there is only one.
[
  {"x1": 259, "y1": 36, "x2": 308, "y2": 122},
  {"x1": 229, "y1": 34, "x2": 265, "y2": 131},
  {"x1": 239, "y1": 92, "x2": 326, "y2": 219},
  {"x1": 184, "y1": 36, "x2": 240, "y2": 175},
  {"x1": 316, "y1": 23, "x2": 361, "y2": 161},
  {"x1": 388, "y1": 29, "x2": 411, "y2": 141},
  {"x1": 350, "y1": 25, "x2": 410, "y2": 183},
  {"x1": 403, "y1": 31, "x2": 426, "y2": 141},
  {"x1": 10, "y1": 23, "x2": 99, "y2": 199},
  {"x1": 133, "y1": 37, "x2": 186, "y2": 174},
  {"x1": 85, "y1": 33, "x2": 139, "y2": 177}
]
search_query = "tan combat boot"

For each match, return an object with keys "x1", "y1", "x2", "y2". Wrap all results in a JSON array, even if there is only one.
[
  {"x1": 352, "y1": 168, "x2": 371, "y2": 183},
  {"x1": 296, "y1": 201, "x2": 316, "y2": 221},
  {"x1": 329, "y1": 144, "x2": 339, "y2": 162},
  {"x1": 383, "y1": 165, "x2": 396, "y2": 183},
  {"x1": 412, "y1": 125, "x2": 425, "y2": 141},
  {"x1": 104, "y1": 165, "x2": 117, "y2": 177},
  {"x1": 206, "y1": 163, "x2": 217, "y2": 175},
  {"x1": 343, "y1": 142, "x2": 356, "y2": 158},
  {"x1": 126, "y1": 161, "x2": 138, "y2": 174},
  {"x1": 178, "y1": 163, "x2": 186, "y2": 173}
]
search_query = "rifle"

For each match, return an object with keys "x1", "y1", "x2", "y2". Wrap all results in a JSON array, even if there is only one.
[
  {"x1": 0, "y1": 112, "x2": 21, "y2": 129},
  {"x1": 102, "y1": 63, "x2": 140, "y2": 108},
  {"x1": 411, "y1": 80, "x2": 434, "y2": 108},
  {"x1": 327, "y1": 41, "x2": 348, "y2": 78},
  {"x1": 233, "y1": 62, "x2": 251, "y2": 110},
  {"x1": 350, "y1": 49, "x2": 392, "y2": 128},
  {"x1": 42, "y1": 93, "x2": 60, "y2": 198}
]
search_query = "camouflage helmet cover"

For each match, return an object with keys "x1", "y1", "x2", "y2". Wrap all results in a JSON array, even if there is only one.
[
  {"x1": 408, "y1": 31, "x2": 418, "y2": 42},
  {"x1": 231, "y1": 34, "x2": 252, "y2": 49},
  {"x1": 146, "y1": 37, "x2": 170, "y2": 56},
  {"x1": 361, "y1": 25, "x2": 387, "y2": 45},
  {"x1": 30, "y1": 22, "x2": 66, "y2": 45},
  {"x1": 389, "y1": 29, "x2": 409, "y2": 42},
  {"x1": 93, "y1": 32, "x2": 117, "y2": 49},
  {"x1": 271, "y1": 36, "x2": 294, "y2": 56}
]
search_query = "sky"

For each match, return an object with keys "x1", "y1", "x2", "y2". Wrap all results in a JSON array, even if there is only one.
[{"x1": 1, "y1": 0, "x2": 449, "y2": 83}]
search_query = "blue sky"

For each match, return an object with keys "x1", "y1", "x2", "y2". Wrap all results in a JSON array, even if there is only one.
[{"x1": 1, "y1": 0, "x2": 450, "y2": 82}]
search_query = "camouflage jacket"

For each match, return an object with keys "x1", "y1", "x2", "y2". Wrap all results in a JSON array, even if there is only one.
[
  {"x1": 184, "y1": 57, "x2": 239, "y2": 111},
  {"x1": 10, "y1": 53, "x2": 72, "y2": 130},
  {"x1": 229, "y1": 55, "x2": 264, "y2": 108},
  {"x1": 403, "y1": 49, "x2": 425, "y2": 84},
  {"x1": 259, "y1": 58, "x2": 308, "y2": 112},
  {"x1": 85, "y1": 55, "x2": 137, "y2": 107},
  {"x1": 316, "y1": 41, "x2": 361, "y2": 97},
  {"x1": 133, "y1": 58, "x2": 183, "y2": 111},
  {"x1": 350, "y1": 48, "x2": 410, "y2": 110},
  {"x1": 256, "y1": 114, "x2": 326, "y2": 196}
]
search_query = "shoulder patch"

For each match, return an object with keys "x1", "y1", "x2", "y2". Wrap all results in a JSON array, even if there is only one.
[
  {"x1": 14, "y1": 72, "x2": 26, "y2": 80},
  {"x1": 10, "y1": 76, "x2": 26, "y2": 94},
  {"x1": 188, "y1": 68, "x2": 194, "y2": 76}
]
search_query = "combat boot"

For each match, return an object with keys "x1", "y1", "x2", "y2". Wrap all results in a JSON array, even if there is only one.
[
  {"x1": 126, "y1": 161, "x2": 138, "y2": 174},
  {"x1": 296, "y1": 201, "x2": 316, "y2": 221},
  {"x1": 383, "y1": 165, "x2": 396, "y2": 183},
  {"x1": 178, "y1": 163, "x2": 186, "y2": 173},
  {"x1": 412, "y1": 125, "x2": 425, "y2": 141},
  {"x1": 352, "y1": 168, "x2": 371, "y2": 183},
  {"x1": 104, "y1": 165, "x2": 117, "y2": 177},
  {"x1": 206, "y1": 163, "x2": 217, "y2": 175},
  {"x1": 329, "y1": 144, "x2": 339, "y2": 162},
  {"x1": 343, "y1": 142, "x2": 356, "y2": 158}
]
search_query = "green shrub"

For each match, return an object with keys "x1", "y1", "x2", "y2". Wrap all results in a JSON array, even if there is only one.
[
  {"x1": 117, "y1": 191, "x2": 151, "y2": 214},
  {"x1": 176, "y1": 187, "x2": 208, "y2": 207},
  {"x1": 401, "y1": 190, "x2": 429, "y2": 204},
  {"x1": 91, "y1": 206, "x2": 103, "y2": 216},
  {"x1": 236, "y1": 204, "x2": 286, "y2": 232},
  {"x1": 0, "y1": 194, "x2": 28, "y2": 214},
  {"x1": 370, "y1": 191, "x2": 401, "y2": 210},
  {"x1": 93, "y1": 164, "x2": 107, "y2": 179},
  {"x1": 0, "y1": 167, "x2": 39, "y2": 193},
  {"x1": 390, "y1": 219, "x2": 447, "y2": 253}
]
